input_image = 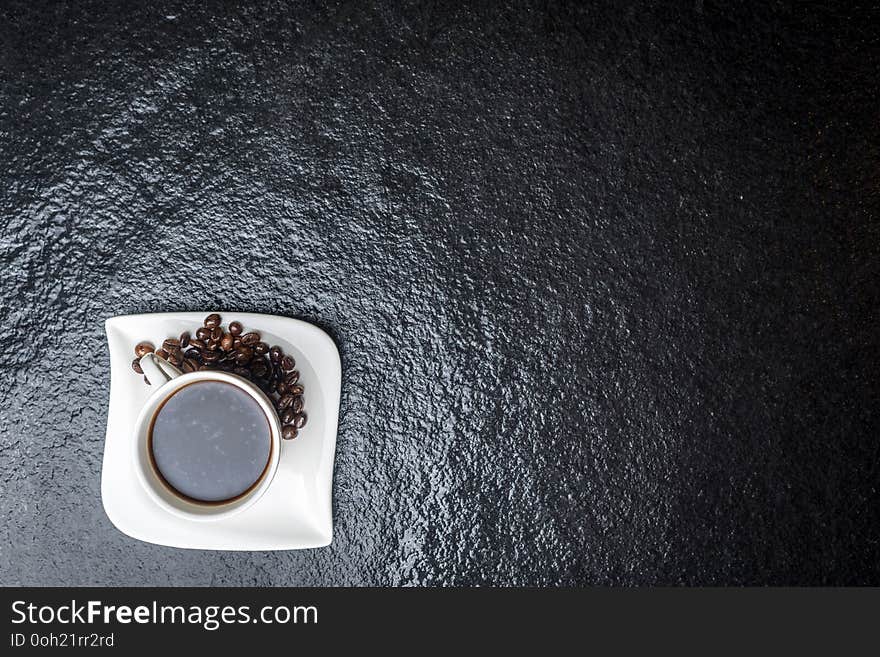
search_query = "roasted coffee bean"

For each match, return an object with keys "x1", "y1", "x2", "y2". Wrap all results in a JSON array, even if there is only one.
[
  {"x1": 135, "y1": 320, "x2": 308, "y2": 415},
  {"x1": 220, "y1": 333, "x2": 235, "y2": 351},
  {"x1": 134, "y1": 342, "x2": 154, "y2": 358},
  {"x1": 233, "y1": 346, "x2": 254, "y2": 365},
  {"x1": 131, "y1": 358, "x2": 143, "y2": 374},
  {"x1": 282, "y1": 426, "x2": 298, "y2": 441},
  {"x1": 240, "y1": 332, "x2": 260, "y2": 346},
  {"x1": 144, "y1": 375, "x2": 151, "y2": 385}
]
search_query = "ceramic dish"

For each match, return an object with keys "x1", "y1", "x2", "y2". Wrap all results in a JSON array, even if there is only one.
[{"x1": 102, "y1": 312, "x2": 339, "y2": 550}]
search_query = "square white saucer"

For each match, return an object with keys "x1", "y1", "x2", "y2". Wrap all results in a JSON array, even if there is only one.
[{"x1": 102, "y1": 312, "x2": 340, "y2": 550}]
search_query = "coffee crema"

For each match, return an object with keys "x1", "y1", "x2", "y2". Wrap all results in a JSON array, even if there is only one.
[{"x1": 148, "y1": 380, "x2": 272, "y2": 504}]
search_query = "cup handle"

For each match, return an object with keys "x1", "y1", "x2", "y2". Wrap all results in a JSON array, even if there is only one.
[{"x1": 139, "y1": 352, "x2": 183, "y2": 387}]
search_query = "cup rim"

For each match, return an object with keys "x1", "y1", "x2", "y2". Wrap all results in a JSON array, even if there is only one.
[{"x1": 132, "y1": 370, "x2": 282, "y2": 522}]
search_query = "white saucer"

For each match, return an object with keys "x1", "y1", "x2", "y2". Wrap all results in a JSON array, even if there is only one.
[{"x1": 102, "y1": 312, "x2": 340, "y2": 550}]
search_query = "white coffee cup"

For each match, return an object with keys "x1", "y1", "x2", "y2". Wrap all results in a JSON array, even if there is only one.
[{"x1": 133, "y1": 353, "x2": 282, "y2": 522}]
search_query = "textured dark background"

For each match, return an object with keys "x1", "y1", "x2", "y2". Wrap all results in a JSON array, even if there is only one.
[{"x1": 1, "y1": 1, "x2": 878, "y2": 586}]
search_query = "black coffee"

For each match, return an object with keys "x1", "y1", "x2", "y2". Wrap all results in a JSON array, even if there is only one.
[{"x1": 149, "y1": 380, "x2": 272, "y2": 503}]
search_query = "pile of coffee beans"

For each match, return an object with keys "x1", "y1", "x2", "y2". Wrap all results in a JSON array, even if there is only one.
[{"x1": 132, "y1": 313, "x2": 307, "y2": 440}]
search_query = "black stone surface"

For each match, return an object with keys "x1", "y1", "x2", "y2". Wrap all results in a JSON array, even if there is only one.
[{"x1": 1, "y1": 1, "x2": 878, "y2": 585}]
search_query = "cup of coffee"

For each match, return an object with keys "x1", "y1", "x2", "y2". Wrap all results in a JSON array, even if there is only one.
[{"x1": 133, "y1": 352, "x2": 282, "y2": 522}]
